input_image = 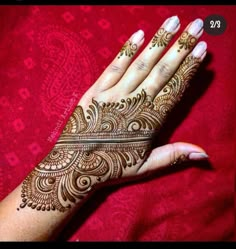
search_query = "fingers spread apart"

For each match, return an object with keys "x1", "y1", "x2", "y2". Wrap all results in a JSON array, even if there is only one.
[{"x1": 83, "y1": 16, "x2": 207, "y2": 120}]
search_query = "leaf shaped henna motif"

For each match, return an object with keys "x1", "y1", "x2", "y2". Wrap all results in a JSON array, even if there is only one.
[
  {"x1": 149, "y1": 28, "x2": 172, "y2": 49},
  {"x1": 19, "y1": 56, "x2": 201, "y2": 212}
]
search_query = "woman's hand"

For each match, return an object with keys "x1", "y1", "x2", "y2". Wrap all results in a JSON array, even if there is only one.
[{"x1": 19, "y1": 16, "x2": 208, "y2": 213}]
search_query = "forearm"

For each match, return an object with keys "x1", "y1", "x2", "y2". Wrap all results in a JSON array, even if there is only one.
[
  {"x1": 0, "y1": 104, "x2": 110, "y2": 241},
  {"x1": 0, "y1": 176, "x2": 90, "y2": 241},
  {"x1": 0, "y1": 96, "x2": 148, "y2": 241}
]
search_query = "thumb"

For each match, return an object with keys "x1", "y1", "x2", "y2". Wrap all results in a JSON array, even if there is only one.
[{"x1": 137, "y1": 142, "x2": 209, "y2": 175}]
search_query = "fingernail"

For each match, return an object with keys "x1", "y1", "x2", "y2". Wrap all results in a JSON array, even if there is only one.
[
  {"x1": 192, "y1": 41, "x2": 207, "y2": 58},
  {"x1": 188, "y1": 18, "x2": 203, "y2": 35},
  {"x1": 131, "y1": 30, "x2": 144, "y2": 44},
  {"x1": 189, "y1": 152, "x2": 209, "y2": 161},
  {"x1": 164, "y1": 15, "x2": 180, "y2": 32}
]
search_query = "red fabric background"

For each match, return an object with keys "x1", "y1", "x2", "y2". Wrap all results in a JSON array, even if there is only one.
[{"x1": 0, "y1": 5, "x2": 235, "y2": 241}]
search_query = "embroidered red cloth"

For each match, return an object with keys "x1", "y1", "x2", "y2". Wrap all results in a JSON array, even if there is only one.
[{"x1": 0, "y1": 5, "x2": 235, "y2": 241}]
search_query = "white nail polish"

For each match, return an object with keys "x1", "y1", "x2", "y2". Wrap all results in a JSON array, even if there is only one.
[
  {"x1": 192, "y1": 41, "x2": 207, "y2": 58},
  {"x1": 164, "y1": 15, "x2": 180, "y2": 32},
  {"x1": 132, "y1": 30, "x2": 144, "y2": 44},
  {"x1": 188, "y1": 18, "x2": 203, "y2": 35},
  {"x1": 189, "y1": 152, "x2": 209, "y2": 160}
]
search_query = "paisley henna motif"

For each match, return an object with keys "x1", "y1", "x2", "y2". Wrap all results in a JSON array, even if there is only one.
[
  {"x1": 149, "y1": 28, "x2": 172, "y2": 49},
  {"x1": 19, "y1": 55, "x2": 201, "y2": 212},
  {"x1": 20, "y1": 91, "x2": 157, "y2": 212}
]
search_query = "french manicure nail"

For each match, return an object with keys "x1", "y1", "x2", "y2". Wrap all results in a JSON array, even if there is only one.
[
  {"x1": 189, "y1": 152, "x2": 209, "y2": 161},
  {"x1": 131, "y1": 30, "x2": 144, "y2": 44},
  {"x1": 188, "y1": 18, "x2": 203, "y2": 36},
  {"x1": 164, "y1": 15, "x2": 180, "y2": 32},
  {"x1": 192, "y1": 41, "x2": 207, "y2": 58}
]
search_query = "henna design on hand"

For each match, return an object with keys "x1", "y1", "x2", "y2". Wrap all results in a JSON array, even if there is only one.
[
  {"x1": 118, "y1": 40, "x2": 137, "y2": 59},
  {"x1": 177, "y1": 31, "x2": 197, "y2": 52},
  {"x1": 153, "y1": 56, "x2": 200, "y2": 124},
  {"x1": 19, "y1": 91, "x2": 158, "y2": 212},
  {"x1": 149, "y1": 28, "x2": 172, "y2": 49},
  {"x1": 170, "y1": 154, "x2": 188, "y2": 166},
  {"x1": 19, "y1": 56, "x2": 201, "y2": 212}
]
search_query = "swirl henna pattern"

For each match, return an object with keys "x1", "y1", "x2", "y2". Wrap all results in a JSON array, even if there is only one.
[
  {"x1": 177, "y1": 31, "x2": 197, "y2": 52},
  {"x1": 149, "y1": 28, "x2": 172, "y2": 49},
  {"x1": 118, "y1": 40, "x2": 138, "y2": 59},
  {"x1": 153, "y1": 56, "x2": 200, "y2": 120},
  {"x1": 19, "y1": 56, "x2": 201, "y2": 212}
]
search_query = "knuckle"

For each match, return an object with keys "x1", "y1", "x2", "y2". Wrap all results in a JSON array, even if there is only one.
[
  {"x1": 146, "y1": 83, "x2": 158, "y2": 94},
  {"x1": 155, "y1": 61, "x2": 172, "y2": 79},
  {"x1": 134, "y1": 59, "x2": 149, "y2": 72},
  {"x1": 169, "y1": 143, "x2": 178, "y2": 164},
  {"x1": 109, "y1": 64, "x2": 124, "y2": 74}
]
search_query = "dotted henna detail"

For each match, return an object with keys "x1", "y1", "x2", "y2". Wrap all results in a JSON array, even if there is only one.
[
  {"x1": 149, "y1": 28, "x2": 172, "y2": 49},
  {"x1": 19, "y1": 56, "x2": 201, "y2": 212},
  {"x1": 177, "y1": 31, "x2": 197, "y2": 52},
  {"x1": 20, "y1": 91, "x2": 160, "y2": 212}
]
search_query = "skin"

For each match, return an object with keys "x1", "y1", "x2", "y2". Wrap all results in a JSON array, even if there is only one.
[{"x1": 0, "y1": 16, "x2": 208, "y2": 241}]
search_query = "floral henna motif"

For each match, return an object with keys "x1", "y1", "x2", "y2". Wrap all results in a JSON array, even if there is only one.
[
  {"x1": 149, "y1": 28, "x2": 172, "y2": 49},
  {"x1": 118, "y1": 40, "x2": 137, "y2": 59},
  {"x1": 177, "y1": 31, "x2": 197, "y2": 52},
  {"x1": 19, "y1": 56, "x2": 201, "y2": 212}
]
